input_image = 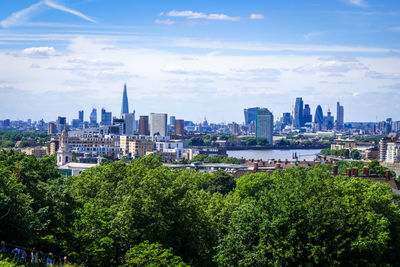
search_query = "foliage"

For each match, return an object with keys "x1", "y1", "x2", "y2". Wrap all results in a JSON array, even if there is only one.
[
  {"x1": 188, "y1": 154, "x2": 242, "y2": 164},
  {"x1": 123, "y1": 241, "x2": 188, "y2": 266},
  {"x1": 0, "y1": 131, "x2": 49, "y2": 148},
  {"x1": 350, "y1": 149, "x2": 361, "y2": 160},
  {"x1": 216, "y1": 168, "x2": 400, "y2": 266},
  {"x1": 202, "y1": 170, "x2": 236, "y2": 195},
  {"x1": 320, "y1": 148, "x2": 350, "y2": 158},
  {"x1": 0, "y1": 255, "x2": 24, "y2": 267}
]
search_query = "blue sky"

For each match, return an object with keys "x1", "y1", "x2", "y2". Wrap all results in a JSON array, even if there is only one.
[{"x1": 0, "y1": 0, "x2": 399, "y2": 123}]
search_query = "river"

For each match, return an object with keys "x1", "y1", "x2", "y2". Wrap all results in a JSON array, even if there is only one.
[{"x1": 227, "y1": 149, "x2": 321, "y2": 161}]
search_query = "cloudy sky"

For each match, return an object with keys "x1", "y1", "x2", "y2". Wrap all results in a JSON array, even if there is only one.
[{"x1": 0, "y1": 0, "x2": 399, "y2": 123}]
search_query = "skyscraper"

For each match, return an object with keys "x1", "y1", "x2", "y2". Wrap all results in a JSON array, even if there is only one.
[
  {"x1": 314, "y1": 105, "x2": 324, "y2": 124},
  {"x1": 336, "y1": 102, "x2": 344, "y2": 130},
  {"x1": 139, "y1": 116, "x2": 150, "y2": 135},
  {"x1": 78, "y1": 110, "x2": 84, "y2": 124},
  {"x1": 56, "y1": 116, "x2": 66, "y2": 132},
  {"x1": 244, "y1": 107, "x2": 258, "y2": 125},
  {"x1": 282, "y1": 112, "x2": 292, "y2": 126},
  {"x1": 101, "y1": 108, "x2": 112, "y2": 126},
  {"x1": 314, "y1": 105, "x2": 324, "y2": 131},
  {"x1": 170, "y1": 116, "x2": 176, "y2": 126},
  {"x1": 174, "y1": 119, "x2": 184, "y2": 136},
  {"x1": 123, "y1": 113, "x2": 135, "y2": 135},
  {"x1": 324, "y1": 110, "x2": 334, "y2": 130},
  {"x1": 303, "y1": 104, "x2": 312, "y2": 123},
  {"x1": 89, "y1": 108, "x2": 97, "y2": 126},
  {"x1": 121, "y1": 83, "x2": 129, "y2": 116},
  {"x1": 256, "y1": 108, "x2": 273, "y2": 145},
  {"x1": 293, "y1": 97, "x2": 303, "y2": 128},
  {"x1": 150, "y1": 113, "x2": 168, "y2": 136}
]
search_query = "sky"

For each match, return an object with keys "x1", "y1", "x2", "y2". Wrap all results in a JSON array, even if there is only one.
[{"x1": 0, "y1": 0, "x2": 400, "y2": 123}]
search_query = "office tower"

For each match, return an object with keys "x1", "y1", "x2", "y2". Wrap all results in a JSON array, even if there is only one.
[
  {"x1": 282, "y1": 112, "x2": 292, "y2": 126},
  {"x1": 123, "y1": 113, "x2": 135, "y2": 135},
  {"x1": 231, "y1": 122, "x2": 240, "y2": 135},
  {"x1": 314, "y1": 105, "x2": 324, "y2": 131},
  {"x1": 101, "y1": 108, "x2": 112, "y2": 126},
  {"x1": 256, "y1": 108, "x2": 273, "y2": 145},
  {"x1": 244, "y1": 107, "x2": 258, "y2": 125},
  {"x1": 170, "y1": 116, "x2": 176, "y2": 126},
  {"x1": 336, "y1": 102, "x2": 344, "y2": 130},
  {"x1": 71, "y1": 119, "x2": 80, "y2": 129},
  {"x1": 150, "y1": 113, "x2": 168, "y2": 136},
  {"x1": 79, "y1": 110, "x2": 84, "y2": 124},
  {"x1": 89, "y1": 108, "x2": 97, "y2": 126},
  {"x1": 293, "y1": 97, "x2": 303, "y2": 128},
  {"x1": 303, "y1": 104, "x2": 312, "y2": 123},
  {"x1": 56, "y1": 116, "x2": 66, "y2": 132},
  {"x1": 48, "y1": 122, "x2": 57, "y2": 135},
  {"x1": 121, "y1": 83, "x2": 129, "y2": 116},
  {"x1": 174, "y1": 119, "x2": 184, "y2": 136},
  {"x1": 324, "y1": 110, "x2": 334, "y2": 130},
  {"x1": 139, "y1": 116, "x2": 150, "y2": 135}
]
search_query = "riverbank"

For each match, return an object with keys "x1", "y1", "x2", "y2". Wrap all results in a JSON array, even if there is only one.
[
  {"x1": 227, "y1": 148, "x2": 322, "y2": 161},
  {"x1": 226, "y1": 145, "x2": 328, "y2": 151}
]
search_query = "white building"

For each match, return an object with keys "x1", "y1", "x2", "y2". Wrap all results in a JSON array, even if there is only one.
[
  {"x1": 386, "y1": 142, "x2": 400, "y2": 163},
  {"x1": 155, "y1": 140, "x2": 184, "y2": 160},
  {"x1": 150, "y1": 113, "x2": 168, "y2": 137}
]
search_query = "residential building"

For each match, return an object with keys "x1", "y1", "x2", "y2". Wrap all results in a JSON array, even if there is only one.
[
  {"x1": 128, "y1": 139, "x2": 155, "y2": 158},
  {"x1": 256, "y1": 108, "x2": 273, "y2": 145},
  {"x1": 386, "y1": 142, "x2": 400, "y2": 163},
  {"x1": 139, "y1": 116, "x2": 150, "y2": 135},
  {"x1": 150, "y1": 113, "x2": 168, "y2": 136},
  {"x1": 174, "y1": 119, "x2": 184, "y2": 136}
]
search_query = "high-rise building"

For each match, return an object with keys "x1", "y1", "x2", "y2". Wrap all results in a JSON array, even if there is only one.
[
  {"x1": 121, "y1": 83, "x2": 129, "y2": 116},
  {"x1": 231, "y1": 122, "x2": 240, "y2": 135},
  {"x1": 89, "y1": 108, "x2": 97, "y2": 126},
  {"x1": 139, "y1": 116, "x2": 150, "y2": 135},
  {"x1": 150, "y1": 113, "x2": 168, "y2": 137},
  {"x1": 123, "y1": 113, "x2": 135, "y2": 135},
  {"x1": 336, "y1": 102, "x2": 344, "y2": 130},
  {"x1": 303, "y1": 104, "x2": 312, "y2": 123},
  {"x1": 79, "y1": 110, "x2": 84, "y2": 124},
  {"x1": 101, "y1": 108, "x2": 112, "y2": 126},
  {"x1": 174, "y1": 119, "x2": 184, "y2": 136},
  {"x1": 170, "y1": 116, "x2": 176, "y2": 126},
  {"x1": 256, "y1": 108, "x2": 273, "y2": 145},
  {"x1": 282, "y1": 112, "x2": 292, "y2": 126},
  {"x1": 48, "y1": 122, "x2": 57, "y2": 135},
  {"x1": 324, "y1": 110, "x2": 334, "y2": 130},
  {"x1": 71, "y1": 119, "x2": 80, "y2": 129},
  {"x1": 56, "y1": 116, "x2": 66, "y2": 132},
  {"x1": 314, "y1": 105, "x2": 324, "y2": 131},
  {"x1": 293, "y1": 97, "x2": 303, "y2": 128},
  {"x1": 244, "y1": 107, "x2": 258, "y2": 125}
]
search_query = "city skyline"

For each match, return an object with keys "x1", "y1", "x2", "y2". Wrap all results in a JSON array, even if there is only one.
[{"x1": 0, "y1": 0, "x2": 400, "y2": 122}]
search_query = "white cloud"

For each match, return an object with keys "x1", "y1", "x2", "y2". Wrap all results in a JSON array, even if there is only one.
[
  {"x1": 249, "y1": 14, "x2": 264, "y2": 20},
  {"x1": 303, "y1": 32, "x2": 324, "y2": 40},
  {"x1": 0, "y1": 2, "x2": 42, "y2": 28},
  {"x1": 22, "y1": 46, "x2": 57, "y2": 57},
  {"x1": 0, "y1": 0, "x2": 95, "y2": 28},
  {"x1": 43, "y1": 0, "x2": 96, "y2": 23},
  {"x1": 167, "y1": 10, "x2": 240, "y2": 21},
  {"x1": 365, "y1": 70, "x2": 400, "y2": 79},
  {"x1": 154, "y1": 19, "x2": 175, "y2": 25},
  {"x1": 293, "y1": 57, "x2": 367, "y2": 74},
  {"x1": 342, "y1": 0, "x2": 367, "y2": 7}
]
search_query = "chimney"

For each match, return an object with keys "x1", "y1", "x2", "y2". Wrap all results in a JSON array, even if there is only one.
[
  {"x1": 346, "y1": 168, "x2": 351, "y2": 177},
  {"x1": 333, "y1": 165, "x2": 338, "y2": 176},
  {"x1": 253, "y1": 162, "x2": 259, "y2": 172},
  {"x1": 352, "y1": 167, "x2": 358, "y2": 177},
  {"x1": 363, "y1": 166, "x2": 369, "y2": 176},
  {"x1": 386, "y1": 170, "x2": 391, "y2": 180}
]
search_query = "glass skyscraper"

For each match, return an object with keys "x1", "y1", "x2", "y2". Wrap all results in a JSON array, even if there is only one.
[
  {"x1": 294, "y1": 97, "x2": 303, "y2": 128},
  {"x1": 244, "y1": 107, "x2": 258, "y2": 125},
  {"x1": 121, "y1": 83, "x2": 129, "y2": 116}
]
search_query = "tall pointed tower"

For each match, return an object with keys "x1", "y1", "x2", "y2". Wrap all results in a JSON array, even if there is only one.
[
  {"x1": 121, "y1": 83, "x2": 129, "y2": 116},
  {"x1": 57, "y1": 126, "x2": 72, "y2": 167}
]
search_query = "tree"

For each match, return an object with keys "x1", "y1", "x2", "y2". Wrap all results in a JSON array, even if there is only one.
[
  {"x1": 203, "y1": 170, "x2": 236, "y2": 195},
  {"x1": 216, "y1": 167, "x2": 400, "y2": 266},
  {"x1": 350, "y1": 149, "x2": 361, "y2": 160},
  {"x1": 123, "y1": 241, "x2": 188, "y2": 266}
]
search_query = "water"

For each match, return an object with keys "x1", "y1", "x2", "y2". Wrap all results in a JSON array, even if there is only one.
[{"x1": 227, "y1": 149, "x2": 321, "y2": 161}]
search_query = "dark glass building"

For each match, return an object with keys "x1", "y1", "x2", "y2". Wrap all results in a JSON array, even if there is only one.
[
  {"x1": 121, "y1": 83, "x2": 129, "y2": 116},
  {"x1": 294, "y1": 97, "x2": 303, "y2": 128}
]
